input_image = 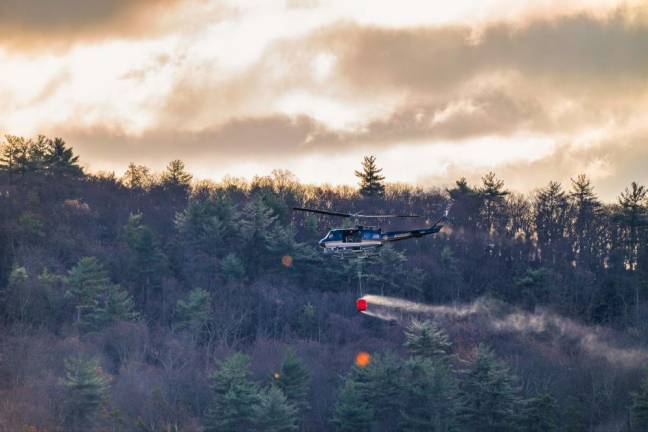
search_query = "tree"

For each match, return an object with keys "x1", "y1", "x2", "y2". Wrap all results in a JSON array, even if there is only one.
[
  {"x1": 569, "y1": 174, "x2": 602, "y2": 268},
  {"x1": 275, "y1": 349, "x2": 311, "y2": 416},
  {"x1": 85, "y1": 283, "x2": 139, "y2": 331},
  {"x1": 632, "y1": 366, "x2": 648, "y2": 431},
  {"x1": 122, "y1": 163, "x2": 153, "y2": 190},
  {"x1": 352, "y1": 352, "x2": 404, "y2": 429},
  {"x1": 615, "y1": 182, "x2": 648, "y2": 324},
  {"x1": 534, "y1": 181, "x2": 570, "y2": 265},
  {"x1": 254, "y1": 386, "x2": 299, "y2": 432},
  {"x1": 61, "y1": 355, "x2": 110, "y2": 431},
  {"x1": 65, "y1": 257, "x2": 112, "y2": 325},
  {"x1": 355, "y1": 155, "x2": 385, "y2": 198},
  {"x1": 404, "y1": 319, "x2": 451, "y2": 360},
  {"x1": 161, "y1": 159, "x2": 192, "y2": 189},
  {"x1": 399, "y1": 357, "x2": 460, "y2": 432},
  {"x1": 174, "y1": 287, "x2": 212, "y2": 334},
  {"x1": 459, "y1": 345, "x2": 520, "y2": 432},
  {"x1": 43, "y1": 136, "x2": 83, "y2": 177},
  {"x1": 518, "y1": 393, "x2": 558, "y2": 432},
  {"x1": 65, "y1": 257, "x2": 138, "y2": 330},
  {"x1": 205, "y1": 352, "x2": 260, "y2": 431},
  {"x1": 124, "y1": 213, "x2": 166, "y2": 314},
  {"x1": 480, "y1": 172, "x2": 509, "y2": 235},
  {"x1": 332, "y1": 380, "x2": 373, "y2": 432}
]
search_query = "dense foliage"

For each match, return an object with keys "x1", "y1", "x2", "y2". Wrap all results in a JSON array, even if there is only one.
[{"x1": 1, "y1": 135, "x2": 648, "y2": 431}]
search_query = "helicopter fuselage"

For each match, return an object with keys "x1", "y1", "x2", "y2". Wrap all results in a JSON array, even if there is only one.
[{"x1": 318, "y1": 224, "x2": 442, "y2": 253}]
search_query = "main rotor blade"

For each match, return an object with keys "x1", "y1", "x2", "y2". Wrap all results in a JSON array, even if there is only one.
[
  {"x1": 292, "y1": 207, "x2": 420, "y2": 219},
  {"x1": 354, "y1": 214, "x2": 420, "y2": 218},
  {"x1": 292, "y1": 207, "x2": 352, "y2": 218}
]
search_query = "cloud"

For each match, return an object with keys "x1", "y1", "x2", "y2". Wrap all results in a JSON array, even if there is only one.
[
  {"x1": 312, "y1": 8, "x2": 648, "y2": 95},
  {"x1": 419, "y1": 125, "x2": 648, "y2": 201},
  {"x1": 0, "y1": 0, "x2": 191, "y2": 49},
  {"x1": 2, "y1": 2, "x2": 648, "y2": 198}
]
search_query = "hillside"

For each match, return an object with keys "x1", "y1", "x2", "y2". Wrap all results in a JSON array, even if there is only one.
[{"x1": 1, "y1": 136, "x2": 648, "y2": 431}]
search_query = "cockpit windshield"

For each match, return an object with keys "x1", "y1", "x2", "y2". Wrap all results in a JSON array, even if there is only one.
[{"x1": 326, "y1": 230, "x2": 343, "y2": 241}]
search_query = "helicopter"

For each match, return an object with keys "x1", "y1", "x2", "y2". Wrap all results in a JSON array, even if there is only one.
[{"x1": 292, "y1": 205, "x2": 450, "y2": 255}]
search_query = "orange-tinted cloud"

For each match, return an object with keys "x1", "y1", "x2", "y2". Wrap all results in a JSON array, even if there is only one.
[{"x1": 0, "y1": 0, "x2": 184, "y2": 49}]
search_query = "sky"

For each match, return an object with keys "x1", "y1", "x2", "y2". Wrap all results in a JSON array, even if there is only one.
[{"x1": 1, "y1": 0, "x2": 647, "y2": 200}]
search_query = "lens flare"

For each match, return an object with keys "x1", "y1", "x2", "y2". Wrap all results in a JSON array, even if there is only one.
[
  {"x1": 355, "y1": 351, "x2": 371, "y2": 367},
  {"x1": 281, "y1": 255, "x2": 293, "y2": 267}
]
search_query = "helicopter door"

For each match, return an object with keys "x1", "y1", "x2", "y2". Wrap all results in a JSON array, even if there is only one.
[{"x1": 346, "y1": 230, "x2": 361, "y2": 243}]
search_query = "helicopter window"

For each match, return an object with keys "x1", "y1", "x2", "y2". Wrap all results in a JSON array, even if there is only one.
[{"x1": 327, "y1": 231, "x2": 342, "y2": 241}]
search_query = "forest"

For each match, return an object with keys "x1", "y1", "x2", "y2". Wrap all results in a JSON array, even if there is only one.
[{"x1": 2, "y1": 134, "x2": 648, "y2": 431}]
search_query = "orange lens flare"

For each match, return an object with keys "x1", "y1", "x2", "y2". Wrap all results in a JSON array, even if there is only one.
[
  {"x1": 281, "y1": 255, "x2": 293, "y2": 267},
  {"x1": 355, "y1": 351, "x2": 371, "y2": 367}
]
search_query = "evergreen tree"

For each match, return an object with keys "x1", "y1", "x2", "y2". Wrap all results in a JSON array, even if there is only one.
[
  {"x1": 332, "y1": 380, "x2": 373, "y2": 432},
  {"x1": 354, "y1": 352, "x2": 404, "y2": 429},
  {"x1": 174, "y1": 287, "x2": 212, "y2": 334},
  {"x1": 399, "y1": 357, "x2": 460, "y2": 432},
  {"x1": 254, "y1": 386, "x2": 299, "y2": 432},
  {"x1": 61, "y1": 355, "x2": 110, "y2": 431},
  {"x1": 534, "y1": 181, "x2": 570, "y2": 265},
  {"x1": 569, "y1": 174, "x2": 602, "y2": 267},
  {"x1": 161, "y1": 159, "x2": 192, "y2": 189},
  {"x1": 205, "y1": 352, "x2": 260, "y2": 432},
  {"x1": 518, "y1": 393, "x2": 558, "y2": 432},
  {"x1": 65, "y1": 257, "x2": 112, "y2": 324},
  {"x1": 85, "y1": 283, "x2": 139, "y2": 330},
  {"x1": 65, "y1": 257, "x2": 137, "y2": 330},
  {"x1": 220, "y1": 252, "x2": 246, "y2": 282},
  {"x1": 459, "y1": 344, "x2": 520, "y2": 432},
  {"x1": 480, "y1": 172, "x2": 509, "y2": 234},
  {"x1": 632, "y1": 366, "x2": 648, "y2": 431},
  {"x1": 43, "y1": 136, "x2": 83, "y2": 177},
  {"x1": 275, "y1": 349, "x2": 311, "y2": 416},
  {"x1": 404, "y1": 319, "x2": 451, "y2": 360},
  {"x1": 616, "y1": 182, "x2": 648, "y2": 324},
  {"x1": 124, "y1": 213, "x2": 166, "y2": 313},
  {"x1": 0, "y1": 135, "x2": 31, "y2": 182},
  {"x1": 355, "y1": 155, "x2": 385, "y2": 198}
]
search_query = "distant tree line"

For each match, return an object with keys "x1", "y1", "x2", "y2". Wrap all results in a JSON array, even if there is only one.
[{"x1": 1, "y1": 135, "x2": 648, "y2": 431}]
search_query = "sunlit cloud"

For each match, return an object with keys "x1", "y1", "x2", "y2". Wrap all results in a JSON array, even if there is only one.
[{"x1": 1, "y1": 0, "x2": 648, "y2": 201}]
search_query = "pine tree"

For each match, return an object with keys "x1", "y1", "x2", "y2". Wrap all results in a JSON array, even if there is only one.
[
  {"x1": 61, "y1": 355, "x2": 110, "y2": 431},
  {"x1": 404, "y1": 319, "x2": 452, "y2": 360},
  {"x1": 85, "y1": 283, "x2": 139, "y2": 330},
  {"x1": 65, "y1": 257, "x2": 137, "y2": 330},
  {"x1": 220, "y1": 253, "x2": 246, "y2": 282},
  {"x1": 355, "y1": 155, "x2": 385, "y2": 198},
  {"x1": 332, "y1": 380, "x2": 373, "y2": 432},
  {"x1": 459, "y1": 344, "x2": 520, "y2": 432},
  {"x1": 174, "y1": 287, "x2": 212, "y2": 334},
  {"x1": 632, "y1": 366, "x2": 648, "y2": 430},
  {"x1": 254, "y1": 386, "x2": 299, "y2": 432},
  {"x1": 356, "y1": 352, "x2": 403, "y2": 429},
  {"x1": 43, "y1": 136, "x2": 83, "y2": 177},
  {"x1": 124, "y1": 213, "x2": 166, "y2": 313},
  {"x1": 205, "y1": 352, "x2": 260, "y2": 431},
  {"x1": 569, "y1": 174, "x2": 601, "y2": 267},
  {"x1": 518, "y1": 393, "x2": 558, "y2": 432},
  {"x1": 399, "y1": 357, "x2": 460, "y2": 432},
  {"x1": 64, "y1": 257, "x2": 112, "y2": 324},
  {"x1": 616, "y1": 182, "x2": 648, "y2": 324},
  {"x1": 161, "y1": 159, "x2": 192, "y2": 189},
  {"x1": 480, "y1": 172, "x2": 509, "y2": 235},
  {"x1": 275, "y1": 349, "x2": 310, "y2": 416},
  {"x1": 535, "y1": 181, "x2": 570, "y2": 265}
]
